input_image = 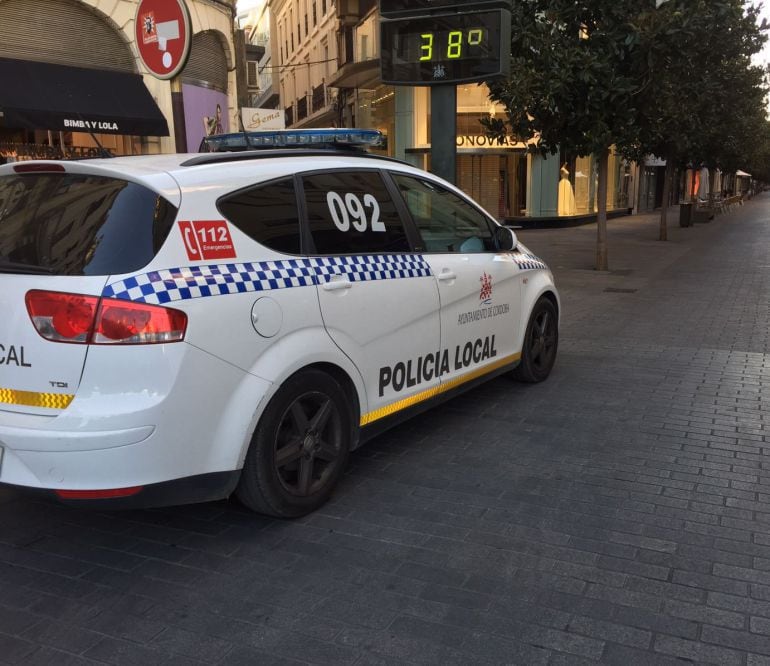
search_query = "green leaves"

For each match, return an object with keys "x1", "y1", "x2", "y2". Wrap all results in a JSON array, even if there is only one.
[{"x1": 485, "y1": 0, "x2": 768, "y2": 172}]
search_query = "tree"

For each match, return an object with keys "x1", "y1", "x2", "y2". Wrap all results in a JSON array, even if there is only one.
[
  {"x1": 623, "y1": 0, "x2": 768, "y2": 240},
  {"x1": 483, "y1": 1, "x2": 644, "y2": 270},
  {"x1": 485, "y1": 0, "x2": 768, "y2": 260}
]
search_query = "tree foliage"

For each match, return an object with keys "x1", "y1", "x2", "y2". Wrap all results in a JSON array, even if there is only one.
[
  {"x1": 484, "y1": 0, "x2": 768, "y2": 256},
  {"x1": 483, "y1": 1, "x2": 646, "y2": 269},
  {"x1": 621, "y1": 0, "x2": 768, "y2": 238}
]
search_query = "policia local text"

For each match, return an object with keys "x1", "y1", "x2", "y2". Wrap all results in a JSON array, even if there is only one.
[{"x1": 379, "y1": 335, "x2": 497, "y2": 396}]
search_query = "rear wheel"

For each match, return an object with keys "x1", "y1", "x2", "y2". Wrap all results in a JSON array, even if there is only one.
[
  {"x1": 237, "y1": 369, "x2": 352, "y2": 518},
  {"x1": 512, "y1": 297, "x2": 558, "y2": 383}
]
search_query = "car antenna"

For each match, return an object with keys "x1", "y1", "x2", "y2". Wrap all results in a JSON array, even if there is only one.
[
  {"x1": 238, "y1": 111, "x2": 255, "y2": 150},
  {"x1": 71, "y1": 107, "x2": 112, "y2": 158}
]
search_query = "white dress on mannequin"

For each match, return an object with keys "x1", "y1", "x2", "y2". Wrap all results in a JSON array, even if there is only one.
[{"x1": 558, "y1": 165, "x2": 577, "y2": 216}]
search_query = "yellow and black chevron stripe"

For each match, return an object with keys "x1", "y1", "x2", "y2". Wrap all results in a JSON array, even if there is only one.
[
  {"x1": 360, "y1": 352, "x2": 520, "y2": 426},
  {"x1": 0, "y1": 387, "x2": 74, "y2": 410}
]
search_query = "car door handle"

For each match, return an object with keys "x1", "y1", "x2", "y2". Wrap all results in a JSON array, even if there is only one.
[
  {"x1": 437, "y1": 270, "x2": 457, "y2": 281},
  {"x1": 323, "y1": 278, "x2": 352, "y2": 291}
]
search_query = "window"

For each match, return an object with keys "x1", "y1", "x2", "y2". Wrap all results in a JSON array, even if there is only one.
[
  {"x1": 313, "y1": 1, "x2": 317, "y2": 26},
  {"x1": 217, "y1": 178, "x2": 301, "y2": 255},
  {"x1": 303, "y1": 171, "x2": 410, "y2": 255},
  {"x1": 392, "y1": 175, "x2": 496, "y2": 253},
  {"x1": 0, "y1": 174, "x2": 177, "y2": 276},
  {"x1": 321, "y1": 0, "x2": 327, "y2": 16},
  {"x1": 246, "y1": 61, "x2": 259, "y2": 88},
  {"x1": 322, "y1": 40, "x2": 329, "y2": 77}
]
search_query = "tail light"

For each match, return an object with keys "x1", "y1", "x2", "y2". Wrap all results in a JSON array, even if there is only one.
[
  {"x1": 26, "y1": 290, "x2": 187, "y2": 345},
  {"x1": 13, "y1": 163, "x2": 66, "y2": 173},
  {"x1": 25, "y1": 292, "x2": 98, "y2": 343},
  {"x1": 94, "y1": 299, "x2": 187, "y2": 344},
  {"x1": 55, "y1": 486, "x2": 143, "y2": 500}
]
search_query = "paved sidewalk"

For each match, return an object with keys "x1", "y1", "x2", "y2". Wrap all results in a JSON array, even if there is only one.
[{"x1": 1, "y1": 196, "x2": 770, "y2": 665}]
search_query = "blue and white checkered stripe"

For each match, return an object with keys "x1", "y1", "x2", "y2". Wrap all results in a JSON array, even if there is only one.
[
  {"x1": 310, "y1": 254, "x2": 432, "y2": 283},
  {"x1": 103, "y1": 255, "x2": 433, "y2": 304},
  {"x1": 513, "y1": 251, "x2": 547, "y2": 271}
]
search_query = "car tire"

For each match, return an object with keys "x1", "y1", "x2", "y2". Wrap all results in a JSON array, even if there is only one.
[
  {"x1": 511, "y1": 297, "x2": 559, "y2": 383},
  {"x1": 236, "y1": 369, "x2": 352, "y2": 518}
]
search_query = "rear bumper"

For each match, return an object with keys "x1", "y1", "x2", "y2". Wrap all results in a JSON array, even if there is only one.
[
  {"x1": 0, "y1": 470, "x2": 240, "y2": 509},
  {"x1": 0, "y1": 342, "x2": 272, "y2": 494}
]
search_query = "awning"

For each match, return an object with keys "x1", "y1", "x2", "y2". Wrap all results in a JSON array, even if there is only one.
[
  {"x1": 736, "y1": 170, "x2": 752, "y2": 177},
  {"x1": 0, "y1": 58, "x2": 169, "y2": 136}
]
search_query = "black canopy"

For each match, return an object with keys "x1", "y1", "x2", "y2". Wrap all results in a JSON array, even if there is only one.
[{"x1": 0, "y1": 58, "x2": 169, "y2": 136}]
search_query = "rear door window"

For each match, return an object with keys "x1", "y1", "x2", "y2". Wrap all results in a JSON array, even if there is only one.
[
  {"x1": 0, "y1": 173, "x2": 177, "y2": 276},
  {"x1": 302, "y1": 171, "x2": 410, "y2": 255}
]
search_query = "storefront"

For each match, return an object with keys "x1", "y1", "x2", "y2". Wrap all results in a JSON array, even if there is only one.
[
  {"x1": 364, "y1": 83, "x2": 632, "y2": 222},
  {"x1": 390, "y1": 84, "x2": 526, "y2": 218},
  {"x1": 0, "y1": 0, "x2": 236, "y2": 159}
]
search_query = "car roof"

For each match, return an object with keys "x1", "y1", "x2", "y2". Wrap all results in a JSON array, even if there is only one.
[{"x1": 0, "y1": 150, "x2": 440, "y2": 208}]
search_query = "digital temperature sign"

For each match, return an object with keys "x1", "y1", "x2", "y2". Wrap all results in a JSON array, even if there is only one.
[{"x1": 380, "y1": 10, "x2": 510, "y2": 86}]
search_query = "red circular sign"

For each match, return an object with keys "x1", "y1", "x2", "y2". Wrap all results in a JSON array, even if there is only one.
[{"x1": 135, "y1": 0, "x2": 192, "y2": 80}]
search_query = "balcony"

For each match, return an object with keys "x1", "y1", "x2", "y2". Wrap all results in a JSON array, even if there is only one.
[
  {"x1": 297, "y1": 96, "x2": 308, "y2": 122},
  {"x1": 312, "y1": 83, "x2": 328, "y2": 114},
  {"x1": 327, "y1": 11, "x2": 381, "y2": 90},
  {"x1": 291, "y1": 85, "x2": 336, "y2": 128}
]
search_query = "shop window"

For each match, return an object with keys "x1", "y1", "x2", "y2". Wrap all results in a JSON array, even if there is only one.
[
  {"x1": 303, "y1": 171, "x2": 409, "y2": 255},
  {"x1": 217, "y1": 177, "x2": 301, "y2": 255},
  {"x1": 392, "y1": 175, "x2": 495, "y2": 253}
]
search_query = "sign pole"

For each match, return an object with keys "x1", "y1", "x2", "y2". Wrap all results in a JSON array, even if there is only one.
[
  {"x1": 430, "y1": 84, "x2": 456, "y2": 185},
  {"x1": 170, "y1": 77, "x2": 187, "y2": 152}
]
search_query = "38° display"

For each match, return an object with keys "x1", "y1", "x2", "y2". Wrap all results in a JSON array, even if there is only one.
[{"x1": 380, "y1": 10, "x2": 509, "y2": 85}]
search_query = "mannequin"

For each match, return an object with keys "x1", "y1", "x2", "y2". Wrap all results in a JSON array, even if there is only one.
[{"x1": 558, "y1": 164, "x2": 577, "y2": 216}]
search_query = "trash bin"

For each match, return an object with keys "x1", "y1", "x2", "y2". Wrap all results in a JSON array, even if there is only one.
[{"x1": 679, "y1": 202, "x2": 693, "y2": 227}]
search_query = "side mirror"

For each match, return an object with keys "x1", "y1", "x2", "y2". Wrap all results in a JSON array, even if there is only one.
[{"x1": 495, "y1": 225, "x2": 518, "y2": 251}]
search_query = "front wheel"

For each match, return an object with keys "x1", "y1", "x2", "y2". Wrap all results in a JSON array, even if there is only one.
[
  {"x1": 237, "y1": 369, "x2": 352, "y2": 518},
  {"x1": 511, "y1": 297, "x2": 559, "y2": 383}
]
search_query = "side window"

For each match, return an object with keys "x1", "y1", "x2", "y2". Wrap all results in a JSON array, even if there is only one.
[
  {"x1": 302, "y1": 171, "x2": 410, "y2": 255},
  {"x1": 392, "y1": 174, "x2": 496, "y2": 253},
  {"x1": 217, "y1": 177, "x2": 300, "y2": 255}
]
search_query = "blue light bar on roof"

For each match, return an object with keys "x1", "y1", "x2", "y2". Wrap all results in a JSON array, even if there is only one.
[{"x1": 200, "y1": 128, "x2": 385, "y2": 152}]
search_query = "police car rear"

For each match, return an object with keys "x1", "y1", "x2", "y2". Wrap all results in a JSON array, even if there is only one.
[{"x1": 0, "y1": 159, "x2": 206, "y2": 504}]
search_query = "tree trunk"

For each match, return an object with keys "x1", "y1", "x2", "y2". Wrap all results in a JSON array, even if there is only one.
[
  {"x1": 595, "y1": 146, "x2": 610, "y2": 271},
  {"x1": 659, "y1": 157, "x2": 674, "y2": 241}
]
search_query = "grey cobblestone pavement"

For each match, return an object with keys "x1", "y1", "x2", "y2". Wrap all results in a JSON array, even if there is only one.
[{"x1": 2, "y1": 196, "x2": 770, "y2": 664}]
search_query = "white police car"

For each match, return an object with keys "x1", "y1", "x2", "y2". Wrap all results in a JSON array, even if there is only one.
[{"x1": 0, "y1": 129, "x2": 558, "y2": 517}]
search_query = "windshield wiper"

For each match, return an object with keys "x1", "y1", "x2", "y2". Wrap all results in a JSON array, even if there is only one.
[{"x1": 0, "y1": 260, "x2": 55, "y2": 275}]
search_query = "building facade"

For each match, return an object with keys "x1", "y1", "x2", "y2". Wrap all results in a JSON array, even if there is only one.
[
  {"x1": 0, "y1": 0, "x2": 238, "y2": 160},
  {"x1": 238, "y1": 0, "x2": 279, "y2": 111},
  {"x1": 271, "y1": 0, "x2": 337, "y2": 127}
]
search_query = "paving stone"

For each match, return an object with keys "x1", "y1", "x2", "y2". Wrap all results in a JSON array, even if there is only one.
[
  {"x1": 653, "y1": 634, "x2": 744, "y2": 665},
  {"x1": 20, "y1": 619, "x2": 104, "y2": 655},
  {"x1": 0, "y1": 632, "x2": 38, "y2": 665}
]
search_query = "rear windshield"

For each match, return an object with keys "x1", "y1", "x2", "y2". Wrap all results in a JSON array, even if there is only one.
[{"x1": 0, "y1": 173, "x2": 177, "y2": 276}]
